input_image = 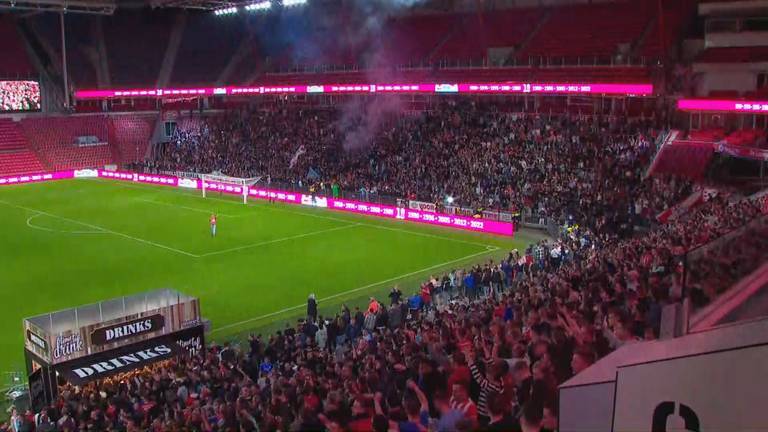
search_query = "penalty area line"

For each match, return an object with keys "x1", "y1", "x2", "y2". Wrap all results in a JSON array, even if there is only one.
[
  {"x1": 136, "y1": 198, "x2": 240, "y2": 217},
  {"x1": 199, "y1": 223, "x2": 361, "y2": 257},
  {"x1": 26, "y1": 213, "x2": 105, "y2": 234},
  {"x1": 210, "y1": 245, "x2": 501, "y2": 334},
  {"x1": 91, "y1": 180, "x2": 499, "y2": 251},
  {"x1": 0, "y1": 199, "x2": 199, "y2": 258}
]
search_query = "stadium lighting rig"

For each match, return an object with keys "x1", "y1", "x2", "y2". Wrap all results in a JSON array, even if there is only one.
[
  {"x1": 282, "y1": 0, "x2": 306, "y2": 6},
  {"x1": 213, "y1": 5, "x2": 237, "y2": 14},
  {"x1": 244, "y1": 0, "x2": 270, "y2": 11},
  {"x1": 0, "y1": 0, "x2": 115, "y2": 14}
]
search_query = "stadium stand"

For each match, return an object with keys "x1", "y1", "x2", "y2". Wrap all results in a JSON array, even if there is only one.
[
  {"x1": 16, "y1": 114, "x2": 159, "y2": 169},
  {"x1": 0, "y1": 119, "x2": 45, "y2": 175},
  {"x1": 638, "y1": 3, "x2": 689, "y2": 59},
  {"x1": 147, "y1": 103, "x2": 675, "y2": 222},
  {"x1": 109, "y1": 114, "x2": 156, "y2": 164},
  {"x1": 648, "y1": 141, "x2": 716, "y2": 180},
  {"x1": 3, "y1": 1, "x2": 768, "y2": 430},
  {"x1": 0, "y1": 16, "x2": 34, "y2": 79},
  {"x1": 251, "y1": 65, "x2": 651, "y2": 88},
  {"x1": 519, "y1": 2, "x2": 653, "y2": 61},
  {"x1": 17, "y1": 2, "x2": 672, "y2": 88},
  {"x1": 171, "y1": 13, "x2": 243, "y2": 85},
  {"x1": 430, "y1": 9, "x2": 544, "y2": 64},
  {"x1": 19, "y1": 116, "x2": 113, "y2": 171},
  {"x1": 25, "y1": 13, "x2": 100, "y2": 88},
  {"x1": 646, "y1": 126, "x2": 768, "y2": 181},
  {"x1": 697, "y1": 46, "x2": 768, "y2": 63},
  {"x1": 13, "y1": 157, "x2": 766, "y2": 431},
  {"x1": 0, "y1": 151, "x2": 45, "y2": 176},
  {"x1": 104, "y1": 10, "x2": 173, "y2": 86},
  {"x1": 376, "y1": 14, "x2": 457, "y2": 66},
  {"x1": 0, "y1": 119, "x2": 30, "y2": 153}
]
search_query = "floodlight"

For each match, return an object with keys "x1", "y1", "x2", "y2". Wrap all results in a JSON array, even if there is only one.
[{"x1": 245, "y1": 0, "x2": 270, "y2": 11}]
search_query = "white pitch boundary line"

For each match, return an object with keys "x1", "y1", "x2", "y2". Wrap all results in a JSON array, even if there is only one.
[
  {"x1": 198, "y1": 223, "x2": 361, "y2": 257},
  {"x1": 136, "y1": 198, "x2": 239, "y2": 218},
  {"x1": 92, "y1": 179, "x2": 497, "y2": 250},
  {"x1": 210, "y1": 197, "x2": 496, "y2": 249},
  {"x1": 211, "y1": 245, "x2": 501, "y2": 334},
  {"x1": 6, "y1": 197, "x2": 365, "y2": 259},
  {"x1": 0, "y1": 199, "x2": 199, "y2": 258},
  {"x1": 26, "y1": 213, "x2": 104, "y2": 234}
]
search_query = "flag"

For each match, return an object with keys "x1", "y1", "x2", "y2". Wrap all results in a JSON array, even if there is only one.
[
  {"x1": 289, "y1": 145, "x2": 306, "y2": 169},
  {"x1": 307, "y1": 167, "x2": 320, "y2": 180}
]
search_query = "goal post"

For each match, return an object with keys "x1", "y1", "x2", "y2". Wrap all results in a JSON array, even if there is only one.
[{"x1": 199, "y1": 174, "x2": 262, "y2": 204}]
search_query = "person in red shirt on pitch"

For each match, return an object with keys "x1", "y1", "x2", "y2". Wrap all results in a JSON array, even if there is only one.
[{"x1": 210, "y1": 213, "x2": 217, "y2": 237}]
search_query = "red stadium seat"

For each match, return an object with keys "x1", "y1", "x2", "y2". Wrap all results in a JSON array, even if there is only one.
[
  {"x1": 20, "y1": 116, "x2": 113, "y2": 171},
  {"x1": 0, "y1": 119, "x2": 45, "y2": 175}
]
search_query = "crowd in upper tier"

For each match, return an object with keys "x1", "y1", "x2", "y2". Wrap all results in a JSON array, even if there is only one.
[
  {"x1": 9, "y1": 101, "x2": 767, "y2": 432},
  {"x1": 146, "y1": 100, "x2": 680, "y2": 228}
]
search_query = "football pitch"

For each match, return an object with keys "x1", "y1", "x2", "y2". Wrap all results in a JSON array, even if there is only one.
[{"x1": 0, "y1": 178, "x2": 540, "y2": 376}]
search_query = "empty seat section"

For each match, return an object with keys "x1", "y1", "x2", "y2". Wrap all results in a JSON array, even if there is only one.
[
  {"x1": 697, "y1": 46, "x2": 768, "y2": 63},
  {"x1": 522, "y1": 2, "x2": 652, "y2": 60},
  {"x1": 0, "y1": 119, "x2": 29, "y2": 152},
  {"x1": 20, "y1": 116, "x2": 113, "y2": 171},
  {"x1": 433, "y1": 9, "x2": 543, "y2": 63},
  {"x1": 377, "y1": 14, "x2": 456, "y2": 66},
  {"x1": 111, "y1": 115, "x2": 156, "y2": 164},
  {"x1": 104, "y1": 10, "x2": 172, "y2": 86},
  {"x1": 649, "y1": 143, "x2": 715, "y2": 180},
  {"x1": 0, "y1": 119, "x2": 45, "y2": 175},
  {"x1": 0, "y1": 16, "x2": 34, "y2": 78},
  {"x1": 0, "y1": 152, "x2": 46, "y2": 176},
  {"x1": 171, "y1": 14, "x2": 243, "y2": 85}
]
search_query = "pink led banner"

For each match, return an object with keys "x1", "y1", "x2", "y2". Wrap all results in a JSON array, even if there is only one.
[
  {"x1": 327, "y1": 197, "x2": 514, "y2": 236},
  {"x1": 75, "y1": 81, "x2": 653, "y2": 100},
  {"x1": 0, "y1": 169, "x2": 513, "y2": 236},
  {"x1": 0, "y1": 170, "x2": 75, "y2": 186},
  {"x1": 678, "y1": 99, "x2": 768, "y2": 114},
  {"x1": 458, "y1": 82, "x2": 652, "y2": 95},
  {"x1": 96, "y1": 170, "x2": 513, "y2": 236}
]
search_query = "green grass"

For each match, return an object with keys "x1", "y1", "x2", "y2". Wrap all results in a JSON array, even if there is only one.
[{"x1": 0, "y1": 178, "x2": 542, "y2": 376}]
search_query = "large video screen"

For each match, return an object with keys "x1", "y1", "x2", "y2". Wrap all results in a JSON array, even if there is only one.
[{"x1": 0, "y1": 81, "x2": 41, "y2": 111}]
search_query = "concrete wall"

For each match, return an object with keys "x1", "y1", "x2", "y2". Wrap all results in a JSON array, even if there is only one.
[{"x1": 693, "y1": 62, "x2": 768, "y2": 96}]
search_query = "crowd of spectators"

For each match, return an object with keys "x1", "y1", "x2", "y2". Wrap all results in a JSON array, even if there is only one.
[
  {"x1": 0, "y1": 81, "x2": 40, "y2": 112},
  {"x1": 10, "y1": 187, "x2": 764, "y2": 432},
  {"x1": 147, "y1": 100, "x2": 686, "y2": 234},
  {"x1": 9, "y1": 101, "x2": 766, "y2": 432}
]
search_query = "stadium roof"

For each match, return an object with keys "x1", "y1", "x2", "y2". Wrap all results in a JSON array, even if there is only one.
[{"x1": 0, "y1": 0, "x2": 116, "y2": 14}]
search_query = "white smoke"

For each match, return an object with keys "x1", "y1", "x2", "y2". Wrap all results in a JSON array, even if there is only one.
[{"x1": 338, "y1": 95, "x2": 403, "y2": 152}]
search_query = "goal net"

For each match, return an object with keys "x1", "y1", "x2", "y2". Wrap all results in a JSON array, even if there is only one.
[{"x1": 199, "y1": 173, "x2": 262, "y2": 204}]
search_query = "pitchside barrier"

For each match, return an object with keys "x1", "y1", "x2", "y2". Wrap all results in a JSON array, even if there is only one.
[
  {"x1": 559, "y1": 317, "x2": 768, "y2": 431},
  {"x1": 23, "y1": 289, "x2": 204, "y2": 411},
  {"x1": 0, "y1": 169, "x2": 514, "y2": 236}
]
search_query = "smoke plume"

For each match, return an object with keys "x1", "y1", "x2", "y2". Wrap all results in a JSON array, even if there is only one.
[{"x1": 338, "y1": 95, "x2": 403, "y2": 152}]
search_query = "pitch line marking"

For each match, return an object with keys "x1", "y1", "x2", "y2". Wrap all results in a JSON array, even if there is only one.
[
  {"x1": 26, "y1": 213, "x2": 104, "y2": 234},
  {"x1": 93, "y1": 179, "x2": 498, "y2": 250},
  {"x1": 210, "y1": 198, "x2": 496, "y2": 249},
  {"x1": 199, "y1": 223, "x2": 361, "y2": 257},
  {"x1": 6, "y1": 198, "x2": 364, "y2": 259},
  {"x1": 136, "y1": 198, "x2": 239, "y2": 217},
  {"x1": 0, "y1": 199, "x2": 199, "y2": 258},
  {"x1": 210, "y1": 245, "x2": 501, "y2": 334}
]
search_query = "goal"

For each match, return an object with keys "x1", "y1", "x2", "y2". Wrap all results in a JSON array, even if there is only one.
[{"x1": 199, "y1": 174, "x2": 262, "y2": 204}]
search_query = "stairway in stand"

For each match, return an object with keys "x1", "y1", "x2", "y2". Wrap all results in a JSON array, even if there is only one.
[{"x1": 0, "y1": 119, "x2": 46, "y2": 176}]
